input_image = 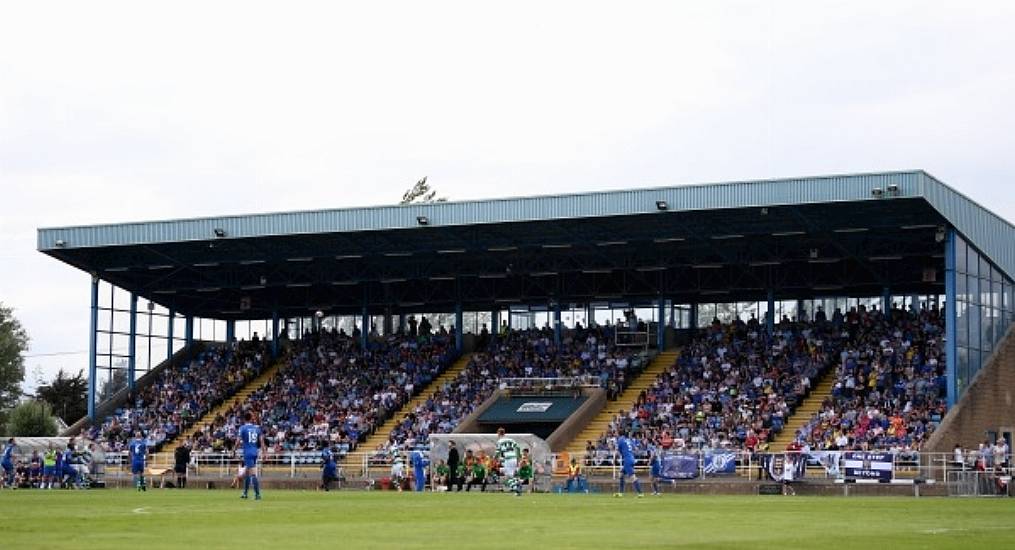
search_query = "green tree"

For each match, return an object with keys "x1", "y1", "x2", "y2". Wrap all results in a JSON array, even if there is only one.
[
  {"x1": 5, "y1": 400, "x2": 57, "y2": 437},
  {"x1": 399, "y1": 177, "x2": 447, "y2": 204},
  {"x1": 0, "y1": 303, "x2": 30, "y2": 427},
  {"x1": 97, "y1": 367, "x2": 128, "y2": 403},
  {"x1": 36, "y1": 369, "x2": 88, "y2": 424}
]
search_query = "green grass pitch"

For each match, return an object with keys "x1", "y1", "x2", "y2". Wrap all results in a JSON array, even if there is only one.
[{"x1": 1, "y1": 490, "x2": 1013, "y2": 549}]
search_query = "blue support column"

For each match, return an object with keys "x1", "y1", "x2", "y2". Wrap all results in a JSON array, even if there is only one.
[
  {"x1": 398, "y1": 313, "x2": 406, "y2": 335},
  {"x1": 167, "y1": 309, "x2": 175, "y2": 362},
  {"x1": 882, "y1": 287, "x2": 892, "y2": 315},
  {"x1": 766, "y1": 290, "x2": 775, "y2": 335},
  {"x1": 689, "y1": 303, "x2": 698, "y2": 331},
  {"x1": 361, "y1": 304, "x2": 369, "y2": 349},
  {"x1": 455, "y1": 303, "x2": 464, "y2": 351},
  {"x1": 491, "y1": 310, "x2": 499, "y2": 344},
  {"x1": 553, "y1": 302, "x2": 562, "y2": 347},
  {"x1": 226, "y1": 320, "x2": 235, "y2": 343},
  {"x1": 271, "y1": 312, "x2": 280, "y2": 358},
  {"x1": 796, "y1": 300, "x2": 805, "y2": 322},
  {"x1": 656, "y1": 298, "x2": 666, "y2": 350},
  {"x1": 87, "y1": 276, "x2": 99, "y2": 421},
  {"x1": 944, "y1": 229, "x2": 958, "y2": 408},
  {"x1": 185, "y1": 315, "x2": 194, "y2": 348},
  {"x1": 128, "y1": 293, "x2": 138, "y2": 392}
]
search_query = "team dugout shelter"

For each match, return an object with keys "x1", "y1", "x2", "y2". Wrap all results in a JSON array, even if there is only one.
[{"x1": 37, "y1": 171, "x2": 1015, "y2": 424}]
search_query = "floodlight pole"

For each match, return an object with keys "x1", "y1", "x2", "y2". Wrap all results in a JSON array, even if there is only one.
[
  {"x1": 185, "y1": 315, "x2": 194, "y2": 348},
  {"x1": 226, "y1": 319, "x2": 235, "y2": 343},
  {"x1": 87, "y1": 275, "x2": 99, "y2": 422},
  {"x1": 128, "y1": 293, "x2": 138, "y2": 392}
]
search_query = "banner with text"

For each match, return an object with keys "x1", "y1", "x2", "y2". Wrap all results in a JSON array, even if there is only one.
[{"x1": 843, "y1": 452, "x2": 893, "y2": 481}]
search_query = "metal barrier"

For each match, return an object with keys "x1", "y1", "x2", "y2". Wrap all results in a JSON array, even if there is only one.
[
  {"x1": 94, "y1": 449, "x2": 1012, "y2": 491},
  {"x1": 500, "y1": 376, "x2": 601, "y2": 389}
]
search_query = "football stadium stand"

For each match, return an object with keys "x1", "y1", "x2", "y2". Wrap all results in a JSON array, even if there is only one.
[{"x1": 35, "y1": 171, "x2": 1015, "y2": 490}]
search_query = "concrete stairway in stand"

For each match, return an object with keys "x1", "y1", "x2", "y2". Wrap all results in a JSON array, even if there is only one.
[
  {"x1": 563, "y1": 349, "x2": 680, "y2": 458},
  {"x1": 767, "y1": 369, "x2": 837, "y2": 450},
  {"x1": 358, "y1": 353, "x2": 474, "y2": 451}
]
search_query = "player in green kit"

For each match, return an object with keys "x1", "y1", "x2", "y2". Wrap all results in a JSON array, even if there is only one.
[{"x1": 495, "y1": 428, "x2": 522, "y2": 496}]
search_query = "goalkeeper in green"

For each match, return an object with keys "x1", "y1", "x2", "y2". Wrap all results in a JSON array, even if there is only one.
[{"x1": 495, "y1": 428, "x2": 522, "y2": 496}]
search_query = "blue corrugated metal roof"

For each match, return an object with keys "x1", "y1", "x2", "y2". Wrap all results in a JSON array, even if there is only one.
[{"x1": 36, "y1": 170, "x2": 1015, "y2": 279}]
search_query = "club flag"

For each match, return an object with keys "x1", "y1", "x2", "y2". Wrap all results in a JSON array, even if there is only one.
[{"x1": 703, "y1": 452, "x2": 737, "y2": 475}]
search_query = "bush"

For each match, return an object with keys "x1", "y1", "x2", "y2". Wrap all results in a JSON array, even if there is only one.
[{"x1": 5, "y1": 400, "x2": 58, "y2": 436}]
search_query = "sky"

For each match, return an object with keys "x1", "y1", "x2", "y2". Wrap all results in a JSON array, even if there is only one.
[{"x1": 2, "y1": 0, "x2": 1014, "y2": 393}]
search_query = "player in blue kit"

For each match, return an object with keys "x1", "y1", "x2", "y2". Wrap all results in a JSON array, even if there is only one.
[
  {"x1": 614, "y1": 433, "x2": 644, "y2": 498},
  {"x1": 129, "y1": 431, "x2": 147, "y2": 492},
  {"x1": 411, "y1": 449, "x2": 429, "y2": 492},
  {"x1": 649, "y1": 448, "x2": 663, "y2": 496},
  {"x1": 2, "y1": 438, "x2": 15, "y2": 489},
  {"x1": 237, "y1": 412, "x2": 264, "y2": 500},
  {"x1": 62, "y1": 443, "x2": 79, "y2": 489},
  {"x1": 320, "y1": 446, "x2": 337, "y2": 491}
]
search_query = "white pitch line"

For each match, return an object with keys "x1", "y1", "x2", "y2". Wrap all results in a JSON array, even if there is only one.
[{"x1": 132, "y1": 507, "x2": 150, "y2": 515}]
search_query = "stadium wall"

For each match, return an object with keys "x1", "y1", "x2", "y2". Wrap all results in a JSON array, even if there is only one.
[
  {"x1": 927, "y1": 322, "x2": 1015, "y2": 451},
  {"x1": 543, "y1": 388, "x2": 605, "y2": 452}
]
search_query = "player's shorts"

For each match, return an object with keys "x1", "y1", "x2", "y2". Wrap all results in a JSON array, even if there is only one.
[
  {"x1": 621, "y1": 462, "x2": 635, "y2": 477},
  {"x1": 323, "y1": 467, "x2": 337, "y2": 480},
  {"x1": 131, "y1": 462, "x2": 145, "y2": 475},
  {"x1": 174, "y1": 463, "x2": 187, "y2": 475},
  {"x1": 501, "y1": 458, "x2": 518, "y2": 478},
  {"x1": 236, "y1": 465, "x2": 247, "y2": 477},
  {"x1": 43, "y1": 465, "x2": 54, "y2": 477},
  {"x1": 242, "y1": 453, "x2": 259, "y2": 469},
  {"x1": 391, "y1": 463, "x2": 405, "y2": 479}
]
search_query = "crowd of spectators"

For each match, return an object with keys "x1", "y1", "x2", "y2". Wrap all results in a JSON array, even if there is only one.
[
  {"x1": 583, "y1": 304, "x2": 949, "y2": 465},
  {"x1": 593, "y1": 315, "x2": 841, "y2": 460},
  {"x1": 380, "y1": 325, "x2": 646, "y2": 452},
  {"x1": 88, "y1": 342, "x2": 268, "y2": 452},
  {"x1": 190, "y1": 329, "x2": 456, "y2": 455},
  {"x1": 794, "y1": 306, "x2": 947, "y2": 453}
]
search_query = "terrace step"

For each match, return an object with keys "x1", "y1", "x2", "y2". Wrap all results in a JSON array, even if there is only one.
[
  {"x1": 767, "y1": 369, "x2": 837, "y2": 450},
  {"x1": 562, "y1": 349, "x2": 681, "y2": 457},
  {"x1": 358, "y1": 353, "x2": 474, "y2": 452}
]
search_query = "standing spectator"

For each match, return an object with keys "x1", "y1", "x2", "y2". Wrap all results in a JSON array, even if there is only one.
[
  {"x1": 447, "y1": 441, "x2": 461, "y2": 491},
  {"x1": 953, "y1": 443, "x2": 965, "y2": 470},
  {"x1": 994, "y1": 439, "x2": 1009, "y2": 469},
  {"x1": 174, "y1": 441, "x2": 191, "y2": 489}
]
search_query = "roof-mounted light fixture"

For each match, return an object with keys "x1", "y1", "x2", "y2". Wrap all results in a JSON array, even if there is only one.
[
  {"x1": 656, "y1": 200, "x2": 668, "y2": 211},
  {"x1": 213, "y1": 228, "x2": 226, "y2": 238},
  {"x1": 417, "y1": 216, "x2": 429, "y2": 226},
  {"x1": 871, "y1": 187, "x2": 884, "y2": 198}
]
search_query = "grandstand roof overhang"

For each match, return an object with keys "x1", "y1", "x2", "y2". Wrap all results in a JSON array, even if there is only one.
[{"x1": 38, "y1": 171, "x2": 1015, "y2": 319}]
